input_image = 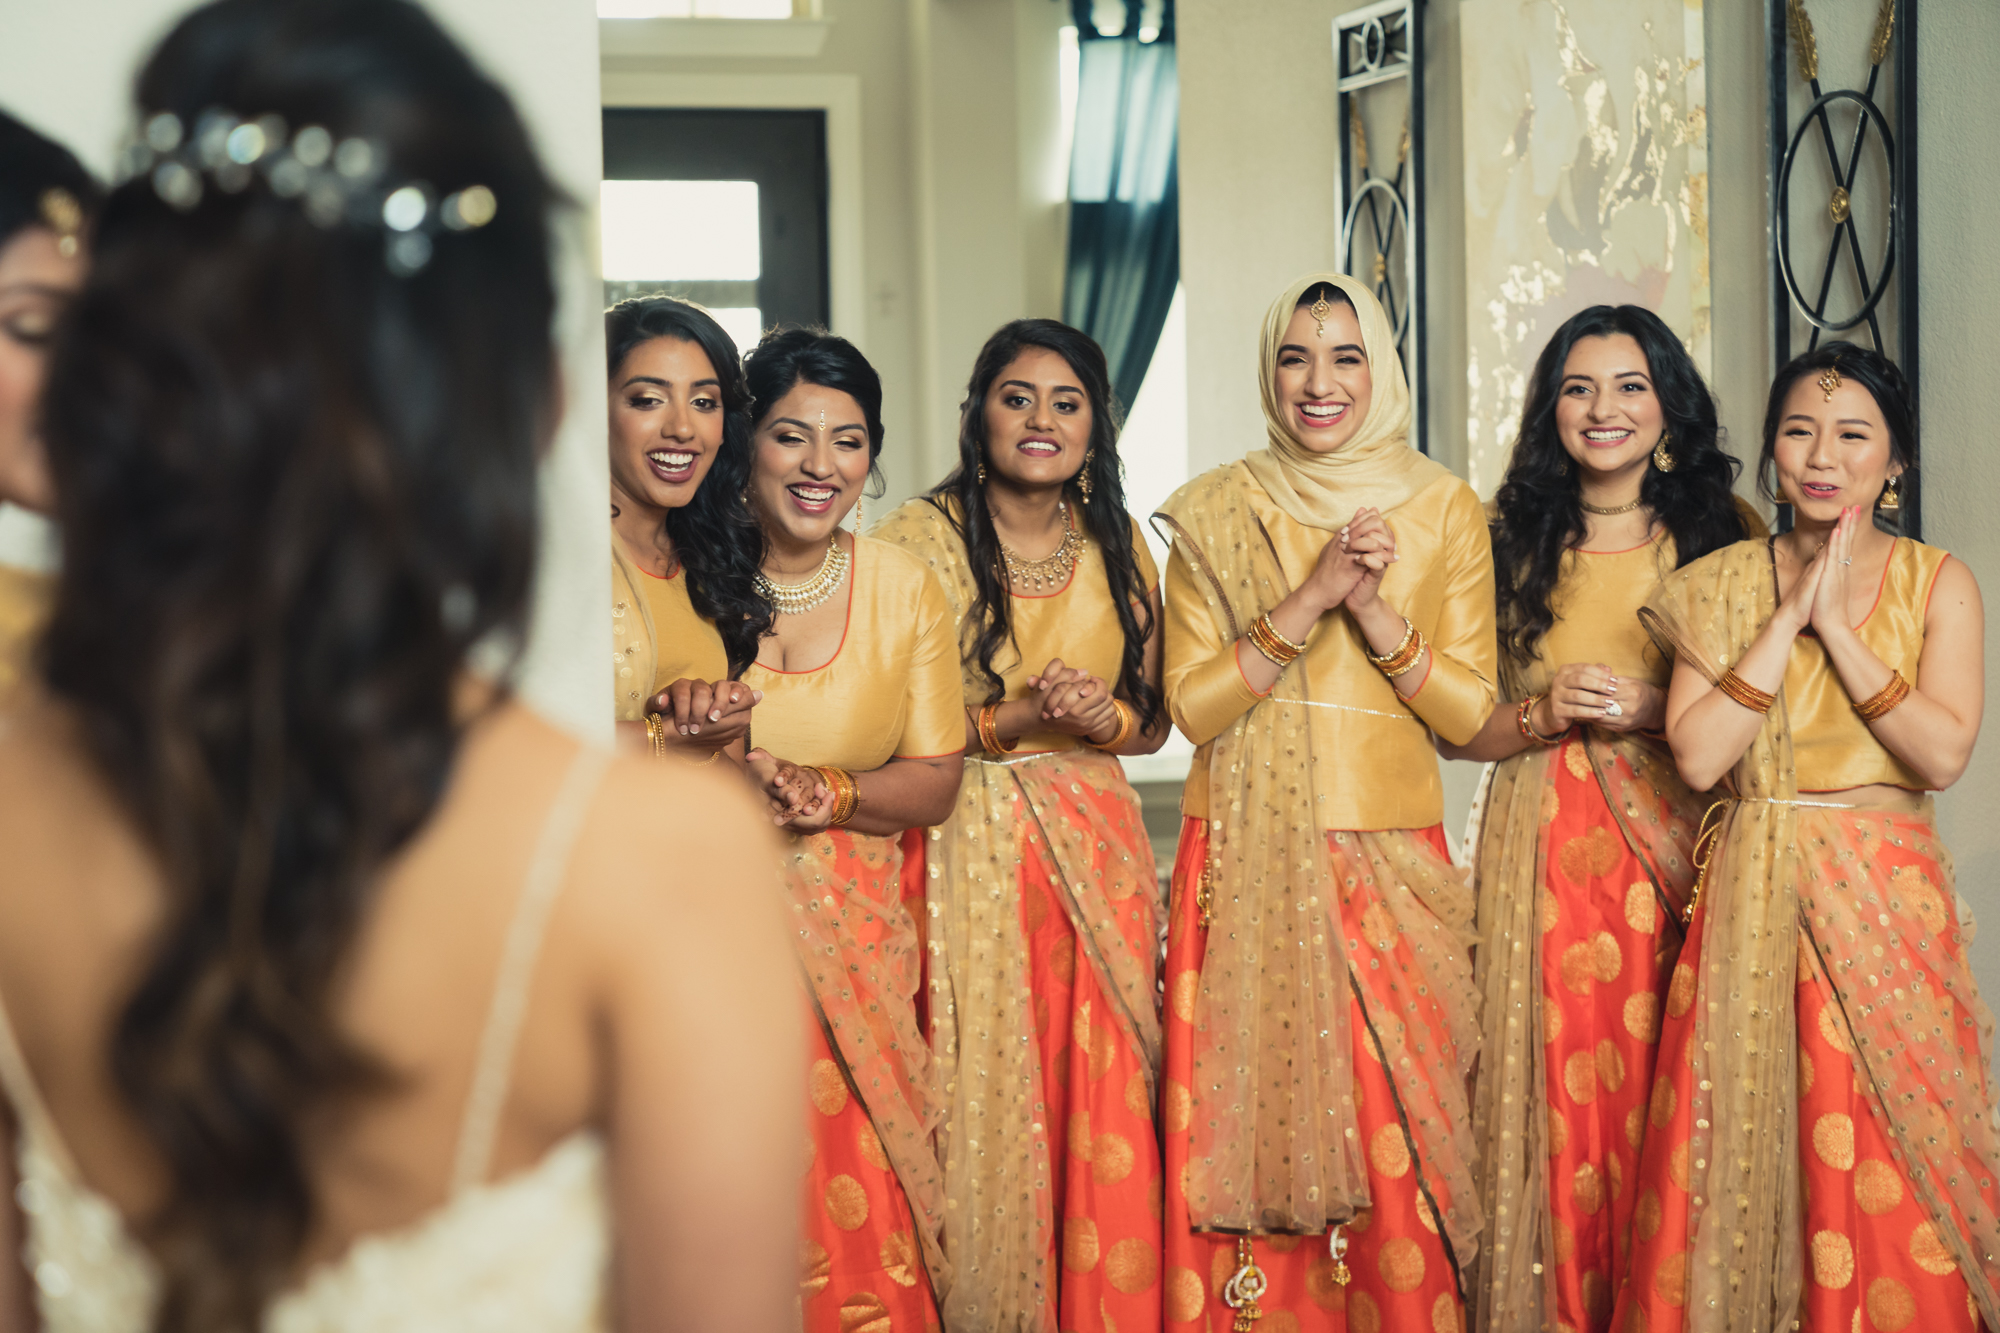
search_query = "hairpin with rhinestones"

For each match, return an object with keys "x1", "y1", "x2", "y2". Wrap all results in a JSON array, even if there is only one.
[
  {"x1": 38, "y1": 189, "x2": 84, "y2": 258},
  {"x1": 1817, "y1": 359, "x2": 1842, "y2": 402},
  {"x1": 116, "y1": 109, "x2": 496, "y2": 276}
]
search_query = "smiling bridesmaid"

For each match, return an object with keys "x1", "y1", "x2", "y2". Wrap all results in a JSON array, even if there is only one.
[
  {"x1": 734, "y1": 326, "x2": 964, "y2": 1331},
  {"x1": 873, "y1": 318, "x2": 1169, "y2": 1333},
  {"x1": 1155, "y1": 273, "x2": 1494, "y2": 1333},
  {"x1": 605, "y1": 296, "x2": 770, "y2": 762}
]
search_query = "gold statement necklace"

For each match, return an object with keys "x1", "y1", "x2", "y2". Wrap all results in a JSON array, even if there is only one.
[
  {"x1": 1579, "y1": 496, "x2": 1645, "y2": 516},
  {"x1": 999, "y1": 501, "x2": 1084, "y2": 593},
  {"x1": 757, "y1": 537, "x2": 850, "y2": 615}
]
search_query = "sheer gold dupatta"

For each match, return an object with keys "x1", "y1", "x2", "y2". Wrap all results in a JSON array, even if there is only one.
[
  {"x1": 1154, "y1": 465, "x2": 1481, "y2": 1267},
  {"x1": 1644, "y1": 544, "x2": 2000, "y2": 1328}
]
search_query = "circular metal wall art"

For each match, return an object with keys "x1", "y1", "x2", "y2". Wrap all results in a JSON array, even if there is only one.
[
  {"x1": 1341, "y1": 175, "x2": 1411, "y2": 344},
  {"x1": 1777, "y1": 88, "x2": 1898, "y2": 334}
]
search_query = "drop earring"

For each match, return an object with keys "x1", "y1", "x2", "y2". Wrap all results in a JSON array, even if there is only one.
[
  {"x1": 1653, "y1": 430, "x2": 1676, "y2": 473},
  {"x1": 1879, "y1": 474, "x2": 1902, "y2": 512},
  {"x1": 977, "y1": 461, "x2": 987, "y2": 485},
  {"x1": 1079, "y1": 450, "x2": 1095, "y2": 504}
]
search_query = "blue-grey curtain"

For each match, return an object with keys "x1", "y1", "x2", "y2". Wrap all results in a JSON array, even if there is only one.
[{"x1": 1062, "y1": 0, "x2": 1178, "y2": 413}]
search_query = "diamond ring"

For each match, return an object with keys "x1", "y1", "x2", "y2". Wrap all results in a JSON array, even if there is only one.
[{"x1": 1603, "y1": 701, "x2": 1624, "y2": 718}]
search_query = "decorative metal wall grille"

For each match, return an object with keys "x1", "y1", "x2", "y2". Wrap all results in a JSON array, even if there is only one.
[
  {"x1": 1768, "y1": 0, "x2": 1918, "y2": 535},
  {"x1": 1332, "y1": 0, "x2": 1426, "y2": 453}
]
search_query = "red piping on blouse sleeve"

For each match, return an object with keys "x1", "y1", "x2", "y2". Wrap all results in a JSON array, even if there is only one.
[
  {"x1": 1922, "y1": 553, "x2": 1951, "y2": 619},
  {"x1": 1233, "y1": 640, "x2": 1275, "y2": 698},
  {"x1": 1399, "y1": 651, "x2": 1436, "y2": 701}
]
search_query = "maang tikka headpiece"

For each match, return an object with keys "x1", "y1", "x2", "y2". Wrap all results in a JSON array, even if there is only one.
[
  {"x1": 1817, "y1": 359, "x2": 1842, "y2": 402},
  {"x1": 38, "y1": 189, "x2": 83, "y2": 258},
  {"x1": 116, "y1": 109, "x2": 496, "y2": 277},
  {"x1": 1309, "y1": 291, "x2": 1332, "y2": 336}
]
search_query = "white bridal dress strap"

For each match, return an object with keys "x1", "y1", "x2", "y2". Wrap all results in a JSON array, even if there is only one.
[{"x1": 0, "y1": 744, "x2": 615, "y2": 1333}]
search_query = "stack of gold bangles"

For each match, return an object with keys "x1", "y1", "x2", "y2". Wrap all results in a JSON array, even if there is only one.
[
  {"x1": 1246, "y1": 613, "x2": 1304, "y2": 667},
  {"x1": 1716, "y1": 669, "x2": 1776, "y2": 713},
  {"x1": 802, "y1": 765, "x2": 860, "y2": 826},
  {"x1": 643, "y1": 714, "x2": 669, "y2": 758},
  {"x1": 975, "y1": 702, "x2": 1016, "y2": 755},
  {"x1": 1516, "y1": 694, "x2": 1563, "y2": 745},
  {"x1": 1366, "y1": 616, "x2": 1426, "y2": 678},
  {"x1": 1088, "y1": 699, "x2": 1137, "y2": 752},
  {"x1": 1855, "y1": 670, "x2": 1911, "y2": 721}
]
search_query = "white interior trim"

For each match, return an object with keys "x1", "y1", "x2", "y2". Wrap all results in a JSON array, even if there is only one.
[
  {"x1": 598, "y1": 18, "x2": 831, "y2": 59},
  {"x1": 599, "y1": 70, "x2": 865, "y2": 351}
]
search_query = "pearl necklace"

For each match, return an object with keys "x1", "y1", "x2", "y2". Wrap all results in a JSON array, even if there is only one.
[
  {"x1": 999, "y1": 502, "x2": 1084, "y2": 593},
  {"x1": 756, "y1": 538, "x2": 850, "y2": 615}
]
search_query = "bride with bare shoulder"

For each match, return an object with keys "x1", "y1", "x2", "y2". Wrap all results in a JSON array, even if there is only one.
[{"x1": 0, "y1": 2, "x2": 800, "y2": 1330}]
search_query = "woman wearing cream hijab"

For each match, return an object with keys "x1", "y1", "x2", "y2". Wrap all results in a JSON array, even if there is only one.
[{"x1": 1153, "y1": 273, "x2": 1495, "y2": 1331}]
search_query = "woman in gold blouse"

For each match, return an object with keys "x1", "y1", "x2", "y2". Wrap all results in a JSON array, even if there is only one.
[
  {"x1": 606, "y1": 296, "x2": 770, "y2": 758},
  {"x1": 733, "y1": 326, "x2": 963, "y2": 1330},
  {"x1": 873, "y1": 318, "x2": 1169, "y2": 1332},
  {"x1": 1613, "y1": 345, "x2": 1997, "y2": 1331},
  {"x1": 1154, "y1": 273, "x2": 1493, "y2": 1332},
  {"x1": 1446, "y1": 306, "x2": 1762, "y2": 1333}
]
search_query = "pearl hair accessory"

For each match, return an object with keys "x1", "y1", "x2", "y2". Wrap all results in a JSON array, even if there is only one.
[{"x1": 116, "y1": 109, "x2": 496, "y2": 276}]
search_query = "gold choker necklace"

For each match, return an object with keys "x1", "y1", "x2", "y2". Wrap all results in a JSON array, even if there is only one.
[
  {"x1": 999, "y1": 502, "x2": 1084, "y2": 593},
  {"x1": 757, "y1": 537, "x2": 850, "y2": 615},
  {"x1": 1580, "y1": 496, "x2": 1645, "y2": 516}
]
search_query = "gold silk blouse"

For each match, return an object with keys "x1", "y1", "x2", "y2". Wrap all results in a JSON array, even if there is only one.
[
  {"x1": 610, "y1": 548, "x2": 731, "y2": 723},
  {"x1": 0, "y1": 566, "x2": 51, "y2": 699},
  {"x1": 872, "y1": 499, "x2": 1158, "y2": 754},
  {"x1": 744, "y1": 535, "x2": 965, "y2": 772},
  {"x1": 1532, "y1": 535, "x2": 1681, "y2": 689},
  {"x1": 1162, "y1": 470, "x2": 1497, "y2": 830},
  {"x1": 1785, "y1": 536, "x2": 1948, "y2": 793}
]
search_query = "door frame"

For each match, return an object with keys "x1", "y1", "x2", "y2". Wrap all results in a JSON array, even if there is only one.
[{"x1": 601, "y1": 71, "x2": 865, "y2": 349}]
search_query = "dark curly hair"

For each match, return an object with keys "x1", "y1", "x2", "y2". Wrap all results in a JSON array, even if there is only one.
[
  {"x1": 606, "y1": 295, "x2": 772, "y2": 676},
  {"x1": 1756, "y1": 340, "x2": 1916, "y2": 521},
  {"x1": 922, "y1": 318, "x2": 1160, "y2": 732},
  {"x1": 37, "y1": 1, "x2": 559, "y2": 1327},
  {"x1": 0, "y1": 108, "x2": 103, "y2": 252},
  {"x1": 741, "y1": 324, "x2": 887, "y2": 498},
  {"x1": 1491, "y1": 304, "x2": 1749, "y2": 671}
]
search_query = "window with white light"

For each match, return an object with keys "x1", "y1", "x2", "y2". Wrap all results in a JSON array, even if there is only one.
[{"x1": 599, "y1": 179, "x2": 765, "y2": 353}]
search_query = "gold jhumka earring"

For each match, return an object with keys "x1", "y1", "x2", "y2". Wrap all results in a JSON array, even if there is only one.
[
  {"x1": 977, "y1": 461, "x2": 986, "y2": 485},
  {"x1": 1818, "y1": 362, "x2": 1842, "y2": 401},
  {"x1": 1653, "y1": 429, "x2": 1676, "y2": 473},
  {"x1": 1879, "y1": 474, "x2": 1902, "y2": 512}
]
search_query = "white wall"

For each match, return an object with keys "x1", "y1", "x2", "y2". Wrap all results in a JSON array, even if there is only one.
[{"x1": 0, "y1": 0, "x2": 611, "y2": 742}]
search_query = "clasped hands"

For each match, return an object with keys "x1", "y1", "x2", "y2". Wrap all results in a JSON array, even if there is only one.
[
  {"x1": 645, "y1": 678, "x2": 760, "y2": 754},
  {"x1": 1302, "y1": 506, "x2": 1398, "y2": 615},
  {"x1": 1534, "y1": 662, "x2": 1665, "y2": 735}
]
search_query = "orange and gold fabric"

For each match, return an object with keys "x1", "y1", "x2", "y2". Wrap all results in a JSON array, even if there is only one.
[
  {"x1": 1157, "y1": 463, "x2": 1497, "y2": 830},
  {"x1": 1612, "y1": 538, "x2": 2000, "y2": 1331},
  {"x1": 609, "y1": 545, "x2": 730, "y2": 722},
  {"x1": 871, "y1": 498, "x2": 1163, "y2": 1332},
  {"x1": 1468, "y1": 531, "x2": 1717, "y2": 1333},
  {"x1": 873, "y1": 497, "x2": 1158, "y2": 753},
  {"x1": 1153, "y1": 459, "x2": 1485, "y2": 1294},
  {"x1": 744, "y1": 535, "x2": 964, "y2": 769},
  {"x1": 1160, "y1": 820, "x2": 1474, "y2": 1333}
]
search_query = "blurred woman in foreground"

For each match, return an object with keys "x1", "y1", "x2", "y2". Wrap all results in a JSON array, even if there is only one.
[{"x1": 0, "y1": 2, "x2": 800, "y2": 1329}]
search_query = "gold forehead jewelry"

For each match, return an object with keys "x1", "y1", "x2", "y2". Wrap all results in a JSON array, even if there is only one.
[
  {"x1": 39, "y1": 188, "x2": 82, "y2": 258},
  {"x1": 818, "y1": 408, "x2": 826, "y2": 431},
  {"x1": 1817, "y1": 362, "x2": 1842, "y2": 401},
  {"x1": 1309, "y1": 293, "x2": 1332, "y2": 336}
]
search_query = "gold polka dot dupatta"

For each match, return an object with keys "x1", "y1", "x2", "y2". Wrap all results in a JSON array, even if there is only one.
[
  {"x1": 1629, "y1": 543, "x2": 2000, "y2": 1328},
  {"x1": 1154, "y1": 466, "x2": 1483, "y2": 1261}
]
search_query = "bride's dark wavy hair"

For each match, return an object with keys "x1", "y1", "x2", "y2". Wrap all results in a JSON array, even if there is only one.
[
  {"x1": 923, "y1": 319, "x2": 1160, "y2": 732},
  {"x1": 1491, "y1": 304, "x2": 1748, "y2": 670},
  {"x1": 606, "y1": 296, "x2": 772, "y2": 676},
  {"x1": 37, "y1": 1, "x2": 559, "y2": 1327}
]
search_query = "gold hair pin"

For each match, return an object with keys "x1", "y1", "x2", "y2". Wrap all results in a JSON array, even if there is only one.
[
  {"x1": 1817, "y1": 361, "x2": 1842, "y2": 401},
  {"x1": 39, "y1": 188, "x2": 82, "y2": 258},
  {"x1": 1309, "y1": 292, "x2": 1332, "y2": 336}
]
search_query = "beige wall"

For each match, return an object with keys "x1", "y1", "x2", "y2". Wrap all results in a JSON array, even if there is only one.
[{"x1": 0, "y1": 0, "x2": 613, "y2": 742}]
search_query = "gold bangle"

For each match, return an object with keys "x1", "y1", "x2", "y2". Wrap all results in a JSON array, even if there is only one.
[
  {"x1": 1517, "y1": 694, "x2": 1563, "y2": 745},
  {"x1": 1716, "y1": 669, "x2": 1776, "y2": 714},
  {"x1": 1245, "y1": 613, "x2": 1304, "y2": 668},
  {"x1": 1088, "y1": 699, "x2": 1137, "y2": 752},
  {"x1": 1365, "y1": 616, "x2": 1416, "y2": 666},
  {"x1": 1854, "y1": 670, "x2": 1911, "y2": 722},
  {"x1": 1377, "y1": 627, "x2": 1427, "y2": 679},
  {"x1": 644, "y1": 714, "x2": 668, "y2": 759},
  {"x1": 976, "y1": 702, "x2": 1016, "y2": 755},
  {"x1": 818, "y1": 765, "x2": 859, "y2": 826}
]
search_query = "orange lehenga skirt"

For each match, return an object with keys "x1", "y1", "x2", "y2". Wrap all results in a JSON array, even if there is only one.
[
  {"x1": 924, "y1": 748, "x2": 1164, "y2": 1332},
  {"x1": 1161, "y1": 817, "x2": 1470, "y2": 1333},
  {"x1": 1616, "y1": 804, "x2": 2000, "y2": 1332},
  {"x1": 789, "y1": 827, "x2": 946, "y2": 1332}
]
